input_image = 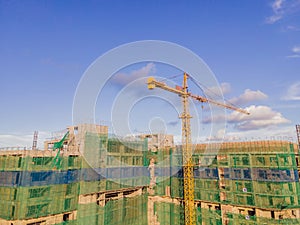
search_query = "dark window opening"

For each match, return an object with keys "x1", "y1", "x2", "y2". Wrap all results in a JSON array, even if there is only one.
[
  {"x1": 248, "y1": 210, "x2": 255, "y2": 216},
  {"x1": 258, "y1": 170, "x2": 267, "y2": 180},
  {"x1": 242, "y1": 157, "x2": 249, "y2": 165},
  {"x1": 291, "y1": 196, "x2": 295, "y2": 204},
  {"x1": 16, "y1": 173, "x2": 20, "y2": 185},
  {"x1": 11, "y1": 205, "x2": 15, "y2": 217},
  {"x1": 68, "y1": 155, "x2": 78, "y2": 167},
  {"x1": 31, "y1": 171, "x2": 51, "y2": 182},
  {"x1": 288, "y1": 183, "x2": 293, "y2": 191},
  {"x1": 64, "y1": 199, "x2": 71, "y2": 210},
  {"x1": 18, "y1": 157, "x2": 22, "y2": 168},
  {"x1": 13, "y1": 189, "x2": 17, "y2": 200},
  {"x1": 32, "y1": 157, "x2": 43, "y2": 165},
  {"x1": 63, "y1": 213, "x2": 70, "y2": 221},
  {"x1": 269, "y1": 197, "x2": 273, "y2": 206},
  {"x1": 271, "y1": 211, "x2": 275, "y2": 219},
  {"x1": 244, "y1": 170, "x2": 251, "y2": 179},
  {"x1": 245, "y1": 182, "x2": 252, "y2": 192}
]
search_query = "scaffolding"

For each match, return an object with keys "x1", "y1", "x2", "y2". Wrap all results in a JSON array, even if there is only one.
[
  {"x1": 151, "y1": 140, "x2": 300, "y2": 224},
  {"x1": 0, "y1": 129, "x2": 150, "y2": 225},
  {"x1": 1, "y1": 128, "x2": 300, "y2": 224}
]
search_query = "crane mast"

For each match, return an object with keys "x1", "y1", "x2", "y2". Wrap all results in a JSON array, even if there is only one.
[
  {"x1": 147, "y1": 73, "x2": 249, "y2": 225},
  {"x1": 180, "y1": 73, "x2": 196, "y2": 225}
]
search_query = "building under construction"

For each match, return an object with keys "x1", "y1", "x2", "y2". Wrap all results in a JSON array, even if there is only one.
[{"x1": 1, "y1": 124, "x2": 300, "y2": 225}]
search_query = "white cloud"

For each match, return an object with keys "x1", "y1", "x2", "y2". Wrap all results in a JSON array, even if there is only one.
[
  {"x1": 266, "y1": 0, "x2": 300, "y2": 24},
  {"x1": 0, "y1": 131, "x2": 51, "y2": 149},
  {"x1": 230, "y1": 89, "x2": 268, "y2": 106},
  {"x1": 225, "y1": 125, "x2": 296, "y2": 141},
  {"x1": 286, "y1": 54, "x2": 300, "y2": 58},
  {"x1": 272, "y1": 0, "x2": 285, "y2": 11},
  {"x1": 228, "y1": 105, "x2": 290, "y2": 130},
  {"x1": 266, "y1": 0, "x2": 285, "y2": 23},
  {"x1": 205, "y1": 82, "x2": 231, "y2": 96},
  {"x1": 287, "y1": 45, "x2": 300, "y2": 58},
  {"x1": 198, "y1": 125, "x2": 296, "y2": 143},
  {"x1": 197, "y1": 125, "x2": 297, "y2": 143},
  {"x1": 292, "y1": 45, "x2": 300, "y2": 53},
  {"x1": 282, "y1": 82, "x2": 300, "y2": 100},
  {"x1": 266, "y1": 14, "x2": 283, "y2": 24},
  {"x1": 0, "y1": 134, "x2": 32, "y2": 148},
  {"x1": 111, "y1": 63, "x2": 156, "y2": 86},
  {"x1": 286, "y1": 25, "x2": 300, "y2": 31},
  {"x1": 203, "y1": 105, "x2": 290, "y2": 131},
  {"x1": 205, "y1": 128, "x2": 226, "y2": 141}
]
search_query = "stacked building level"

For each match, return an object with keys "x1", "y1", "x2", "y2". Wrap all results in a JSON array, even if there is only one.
[
  {"x1": 0, "y1": 124, "x2": 150, "y2": 225},
  {"x1": 1, "y1": 124, "x2": 300, "y2": 224},
  {"x1": 152, "y1": 140, "x2": 300, "y2": 224}
]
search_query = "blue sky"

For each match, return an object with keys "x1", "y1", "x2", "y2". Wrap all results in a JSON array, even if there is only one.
[{"x1": 0, "y1": 0, "x2": 300, "y2": 147}]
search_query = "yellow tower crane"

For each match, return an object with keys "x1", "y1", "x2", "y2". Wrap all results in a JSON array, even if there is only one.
[{"x1": 147, "y1": 73, "x2": 249, "y2": 225}]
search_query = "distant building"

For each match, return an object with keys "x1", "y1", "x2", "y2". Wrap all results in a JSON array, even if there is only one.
[{"x1": 139, "y1": 133, "x2": 174, "y2": 152}]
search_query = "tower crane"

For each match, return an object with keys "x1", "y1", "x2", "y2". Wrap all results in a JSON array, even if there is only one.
[
  {"x1": 147, "y1": 73, "x2": 249, "y2": 225},
  {"x1": 32, "y1": 131, "x2": 38, "y2": 150}
]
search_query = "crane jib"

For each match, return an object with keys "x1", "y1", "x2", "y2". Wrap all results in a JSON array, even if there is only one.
[{"x1": 147, "y1": 73, "x2": 249, "y2": 225}]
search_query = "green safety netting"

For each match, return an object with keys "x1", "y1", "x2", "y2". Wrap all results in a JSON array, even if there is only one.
[
  {"x1": 53, "y1": 132, "x2": 69, "y2": 150},
  {"x1": 52, "y1": 131, "x2": 69, "y2": 169}
]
